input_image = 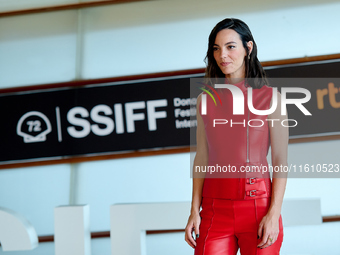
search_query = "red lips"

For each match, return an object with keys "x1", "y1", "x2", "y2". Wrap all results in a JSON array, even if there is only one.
[{"x1": 220, "y1": 62, "x2": 231, "y2": 66}]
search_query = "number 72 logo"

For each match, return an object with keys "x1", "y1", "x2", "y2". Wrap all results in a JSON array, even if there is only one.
[{"x1": 17, "y1": 111, "x2": 52, "y2": 143}]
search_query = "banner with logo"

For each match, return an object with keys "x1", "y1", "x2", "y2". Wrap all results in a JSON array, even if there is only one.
[
  {"x1": 0, "y1": 76, "x2": 197, "y2": 165},
  {"x1": 1, "y1": 60, "x2": 340, "y2": 165}
]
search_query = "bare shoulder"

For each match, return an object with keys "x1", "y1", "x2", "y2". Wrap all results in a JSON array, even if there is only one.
[
  {"x1": 269, "y1": 87, "x2": 281, "y2": 106},
  {"x1": 197, "y1": 92, "x2": 204, "y2": 102},
  {"x1": 269, "y1": 89, "x2": 286, "y2": 119}
]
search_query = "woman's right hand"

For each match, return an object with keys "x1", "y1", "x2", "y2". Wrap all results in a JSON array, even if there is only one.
[{"x1": 185, "y1": 211, "x2": 201, "y2": 248}]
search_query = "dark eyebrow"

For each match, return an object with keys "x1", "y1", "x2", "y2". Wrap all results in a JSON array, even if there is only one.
[{"x1": 213, "y1": 41, "x2": 237, "y2": 47}]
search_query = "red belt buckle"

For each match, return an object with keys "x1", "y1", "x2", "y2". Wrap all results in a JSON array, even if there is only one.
[
  {"x1": 249, "y1": 177, "x2": 256, "y2": 184},
  {"x1": 249, "y1": 190, "x2": 256, "y2": 197}
]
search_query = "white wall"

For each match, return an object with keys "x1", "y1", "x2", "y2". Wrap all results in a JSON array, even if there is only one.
[
  {"x1": 0, "y1": 0, "x2": 339, "y2": 254},
  {"x1": 0, "y1": 164, "x2": 70, "y2": 236},
  {"x1": 1, "y1": 1, "x2": 340, "y2": 88},
  {"x1": 0, "y1": 10, "x2": 78, "y2": 87}
]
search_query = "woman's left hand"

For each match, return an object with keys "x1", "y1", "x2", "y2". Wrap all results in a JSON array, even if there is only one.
[{"x1": 257, "y1": 213, "x2": 280, "y2": 249}]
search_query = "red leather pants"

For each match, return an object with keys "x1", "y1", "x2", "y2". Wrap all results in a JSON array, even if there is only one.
[{"x1": 194, "y1": 197, "x2": 283, "y2": 255}]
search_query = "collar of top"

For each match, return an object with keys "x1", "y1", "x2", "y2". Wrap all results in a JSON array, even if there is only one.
[{"x1": 224, "y1": 78, "x2": 247, "y2": 93}]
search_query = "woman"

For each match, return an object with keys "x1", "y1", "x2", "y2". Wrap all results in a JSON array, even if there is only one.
[{"x1": 185, "y1": 18, "x2": 288, "y2": 255}]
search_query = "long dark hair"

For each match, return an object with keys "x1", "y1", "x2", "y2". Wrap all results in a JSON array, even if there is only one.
[{"x1": 204, "y1": 18, "x2": 268, "y2": 88}]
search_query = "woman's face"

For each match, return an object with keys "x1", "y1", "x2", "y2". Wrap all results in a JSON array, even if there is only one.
[{"x1": 213, "y1": 29, "x2": 251, "y2": 80}]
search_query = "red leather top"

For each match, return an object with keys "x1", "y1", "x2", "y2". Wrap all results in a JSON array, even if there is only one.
[{"x1": 199, "y1": 80, "x2": 273, "y2": 200}]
